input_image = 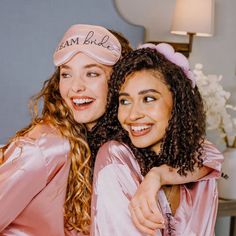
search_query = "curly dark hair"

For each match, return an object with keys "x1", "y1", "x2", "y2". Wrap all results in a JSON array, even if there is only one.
[
  {"x1": 89, "y1": 47, "x2": 206, "y2": 176},
  {"x1": 87, "y1": 30, "x2": 133, "y2": 169}
]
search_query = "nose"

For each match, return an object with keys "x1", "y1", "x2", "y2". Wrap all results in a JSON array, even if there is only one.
[
  {"x1": 128, "y1": 102, "x2": 144, "y2": 121},
  {"x1": 71, "y1": 76, "x2": 86, "y2": 93}
]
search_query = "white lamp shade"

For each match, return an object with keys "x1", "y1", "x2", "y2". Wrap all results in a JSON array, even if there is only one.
[{"x1": 171, "y1": 0, "x2": 214, "y2": 37}]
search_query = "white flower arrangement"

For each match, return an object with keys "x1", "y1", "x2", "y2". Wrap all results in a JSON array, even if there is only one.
[{"x1": 193, "y1": 64, "x2": 236, "y2": 147}]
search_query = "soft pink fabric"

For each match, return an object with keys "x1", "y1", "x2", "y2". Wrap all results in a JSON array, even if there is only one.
[
  {"x1": 91, "y1": 140, "x2": 224, "y2": 236},
  {"x1": 0, "y1": 124, "x2": 81, "y2": 236}
]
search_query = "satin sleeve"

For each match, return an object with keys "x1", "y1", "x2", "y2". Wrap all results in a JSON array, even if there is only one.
[
  {"x1": 91, "y1": 140, "x2": 162, "y2": 236},
  {"x1": 200, "y1": 140, "x2": 224, "y2": 181},
  {"x1": 0, "y1": 138, "x2": 48, "y2": 231}
]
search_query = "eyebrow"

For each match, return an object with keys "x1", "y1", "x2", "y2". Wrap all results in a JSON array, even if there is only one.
[
  {"x1": 60, "y1": 64, "x2": 70, "y2": 70},
  {"x1": 119, "y1": 89, "x2": 160, "y2": 97},
  {"x1": 84, "y1": 64, "x2": 106, "y2": 70},
  {"x1": 60, "y1": 63, "x2": 106, "y2": 71}
]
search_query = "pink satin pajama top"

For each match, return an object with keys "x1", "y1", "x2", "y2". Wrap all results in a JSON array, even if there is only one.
[
  {"x1": 0, "y1": 124, "x2": 76, "y2": 236},
  {"x1": 91, "y1": 140, "x2": 224, "y2": 236}
]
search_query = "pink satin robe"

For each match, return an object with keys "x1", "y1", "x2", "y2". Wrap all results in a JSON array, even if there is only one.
[
  {"x1": 91, "y1": 140, "x2": 224, "y2": 236},
  {"x1": 0, "y1": 124, "x2": 81, "y2": 236}
]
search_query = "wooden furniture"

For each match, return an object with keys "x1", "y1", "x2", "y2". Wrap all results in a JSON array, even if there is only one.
[{"x1": 218, "y1": 199, "x2": 236, "y2": 236}]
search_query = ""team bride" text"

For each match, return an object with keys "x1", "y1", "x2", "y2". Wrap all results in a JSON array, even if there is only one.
[{"x1": 56, "y1": 31, "x2": 116, "y2": 51}]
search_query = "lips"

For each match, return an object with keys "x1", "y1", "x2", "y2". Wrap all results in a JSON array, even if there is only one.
[
  {"x1": 71, "y1": 96, "x2": 95, "y2": 110},
  {"x1": 129, "y1": 124, "x2": 152, "y2": 137}
]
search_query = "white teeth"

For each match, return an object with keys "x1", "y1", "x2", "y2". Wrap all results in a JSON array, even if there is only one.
[
  {"x1": 131, "y1": 125, "x2": 151, "y2": 132},
  {"x1": 73, "y1": 98, "x2": 93, "y2": 105}
]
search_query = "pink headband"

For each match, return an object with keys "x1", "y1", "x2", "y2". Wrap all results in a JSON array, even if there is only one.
[
  {"x1": 138, "y1": 43, "x2": 196, "y2": 88},
  {"x1": 53, "y1": 24, "x2": 122, "y2": 66}
]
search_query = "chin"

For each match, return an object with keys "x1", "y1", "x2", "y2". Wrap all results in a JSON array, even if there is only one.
[{"x1": 130, "y1": 140, "x2": 150, "y2": 149}]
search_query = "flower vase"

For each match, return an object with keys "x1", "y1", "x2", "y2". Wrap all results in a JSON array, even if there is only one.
[{"x1": 218, "y1": 148, "x2": 236, "y2": 199}]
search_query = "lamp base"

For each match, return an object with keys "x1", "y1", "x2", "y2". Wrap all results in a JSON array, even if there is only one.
[
  {"x1": 147, "y1": 33, "x2": 195, "y2": 58},
  {"x1": 147, "y1": 41, "x2": 190, "y2": 58}
]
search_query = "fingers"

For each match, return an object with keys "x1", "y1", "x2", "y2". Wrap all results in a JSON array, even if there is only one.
[
  {"x1": 129, "y1": 200, "x2": 165, "y2": 235},
  {"x1": 130, "y1": 196, "x2": 165, "y2": 223},
  {"x1": 129, "y1": 205, "x2": 160, "y2": 236},
  {"x1": 130, "y1": 203, "x2": 163, "y2": 228},
  {"x1": 147, "y1": 198, "x2": 164, "y2": 222},
  {"x1": 129, "y1": 168, "x2": 166, "y2": 234}
]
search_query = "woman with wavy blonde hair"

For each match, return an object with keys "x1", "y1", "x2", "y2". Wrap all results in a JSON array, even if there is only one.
[{"x1": 0, "y1": 24, "x2": 123, "y2": 236}]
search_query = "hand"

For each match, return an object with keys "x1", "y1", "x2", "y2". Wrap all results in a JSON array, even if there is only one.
[{"x1": 129, "y1": 168, "x2": 165, "y2": 235}]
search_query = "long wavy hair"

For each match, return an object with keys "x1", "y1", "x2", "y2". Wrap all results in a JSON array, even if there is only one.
[
  {"x1": 90, "y1": 47, "x2": 206, "y2": 176},
  {"x1": 0, "y1": 69, "x2": 91, "y2": 234}
]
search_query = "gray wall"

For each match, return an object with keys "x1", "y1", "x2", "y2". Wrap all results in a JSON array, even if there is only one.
[
  {"x1": 0, "y1": 0, "x2": 144, "y2": 144},
  {"x1": 115, "y1": 0, "x2": 236, "y2": 119}
]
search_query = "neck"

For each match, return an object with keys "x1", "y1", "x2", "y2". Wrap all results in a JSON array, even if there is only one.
[{"x1": 151, "y1": 143, "x2": 161, "y2": 154}]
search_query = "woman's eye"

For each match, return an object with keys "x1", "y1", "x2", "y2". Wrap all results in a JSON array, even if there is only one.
[
  {"x1": 60, "y1": 72, "x2": 71, "y2": 79},
  {"x1": 143, "y1": 96, "x2": 156, "y2": 103},
  {"x1": 119, "y1": 98, "x2": 130, "y2": 105},
  {"x1": 86, "y1": 72, "x2": 100, "y2": 77}
]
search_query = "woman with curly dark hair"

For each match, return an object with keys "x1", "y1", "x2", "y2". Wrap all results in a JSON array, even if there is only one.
[{"x1": 91, "y1": 43, "x2": 224, "y2": 236}]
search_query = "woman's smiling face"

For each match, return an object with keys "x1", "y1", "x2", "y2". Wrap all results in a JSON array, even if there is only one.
[
  {"x1": 118, "y1": 70, "x2": 173, "y2": 153},
  {"x1": 59, "y1": 52, "x2": 112, "y2": 130}
]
